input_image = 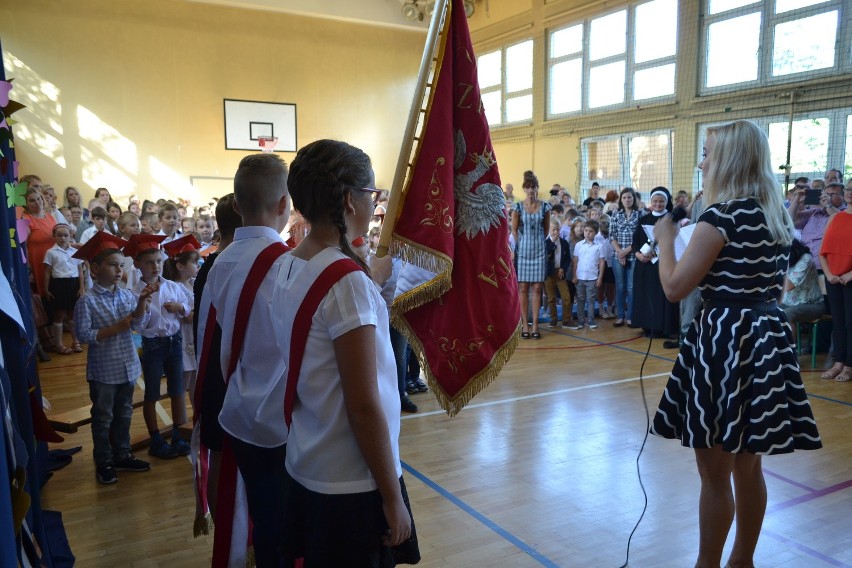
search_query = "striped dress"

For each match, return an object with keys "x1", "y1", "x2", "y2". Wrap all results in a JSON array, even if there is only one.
[
  {"x1": 651, "y1": 198, "x2": 822, "y2": 455},
  {"x1": 514, "y1": 200, "x2": 551, "y2": 282}
]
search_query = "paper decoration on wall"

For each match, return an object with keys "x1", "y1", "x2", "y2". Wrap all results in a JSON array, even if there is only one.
[{"x1": 6, "y1": 181, "x2": 26, "y2": 208}]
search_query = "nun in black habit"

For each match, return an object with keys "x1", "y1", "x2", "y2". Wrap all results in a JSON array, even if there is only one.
[{"x1": 631, "y1": 186, "x2": 680, "y2": 339}]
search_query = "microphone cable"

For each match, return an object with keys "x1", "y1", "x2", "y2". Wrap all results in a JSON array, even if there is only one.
[
  {"x1": 617, "y1": 210, "x2": 681, "y2": 567},
  {"x1": 617, "y1": 330, "x2": 653, "y2": 568}
]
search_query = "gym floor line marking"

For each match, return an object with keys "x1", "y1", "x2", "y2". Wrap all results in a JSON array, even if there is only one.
[
  {"x1": 768, "y1": 477, "x2": 852, "y2": 514},
  {"x1": 401, "y1": 460, "x2": 561, "y2": 568},
  {"x1": 762, "y1": 528, "x2": 852, "y2": 568},
  {"x1": 764, "y1": 468, "x2": 818, "y2": 493},
  {"x1": 401, "y1": 372, "x2": 671, "y2": 420}
]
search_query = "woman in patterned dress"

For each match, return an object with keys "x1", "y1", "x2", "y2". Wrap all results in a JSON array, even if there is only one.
[
  {"x1": 650, "y1": 120, "x2": 821, "y2": 568},
  {"x1": 511, "y1": 170, "x2": 551, "y2": 339}
]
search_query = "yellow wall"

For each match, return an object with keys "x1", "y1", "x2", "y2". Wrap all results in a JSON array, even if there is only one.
[{"x1": 1, "y1": 0, "x2": 425, "y2": 207}]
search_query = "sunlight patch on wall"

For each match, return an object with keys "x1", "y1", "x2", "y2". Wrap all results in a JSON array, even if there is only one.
[
  {"x1": 149, "y1": 156, "x2": 200, "y2": 204},
  {"x1": 13, "y1": 123, "x2": 66, "y2": 168},
  {"x1": 77, "y1": 105, "x2": 138, "y2": 175},
  {"x1": 4, "y1": 52, "x2": 63, "y2": 135},
  {"x1": 80, "y1": 145, "x2": 136, "y2": 198}
]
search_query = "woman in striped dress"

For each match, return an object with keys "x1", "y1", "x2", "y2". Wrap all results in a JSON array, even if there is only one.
[
  {"x1": 511, "y1": 170, "x2": 551, "y2": 339},
  {"x1": 650, "y1": 120, "x2": 821, "y2": 568}
]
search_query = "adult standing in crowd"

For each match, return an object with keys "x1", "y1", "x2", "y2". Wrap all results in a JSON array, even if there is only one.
[
  {"x1": 609, "y1": 187, "x2": 642, "y2": 327},
  {"x1": 631, "y1": 187, "x2": 679, "y2": 340},
  {"x1": 603, "y1": 189, "x2": 619, "y2": 215},
  {"x1": 583, "y1": 182, "x2": 604, "y2": 207},
  {"x1": 651, "y1": 119, "x2": 821, "y2": 568},
  {"x1": 788, "y1": 181, "x2": 844, "y2": 269},
  {"x1": 512, "y1": 170, "x2": 551, "y2": 339},
  {"x1": 20, "y1": 188, "x2": 58, "y2": 297},
  {"x1": 64, "y1": 186, "x2": 90, "y2": 221},
  {"x1": 818, "y1": 181, "x2": 852, "y2": 382},
  {"x1": 94, "y1": 187, "x2": 112, "y2": 209}
]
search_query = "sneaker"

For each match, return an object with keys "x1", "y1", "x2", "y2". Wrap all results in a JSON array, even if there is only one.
[
  {"x1": 566, "y1": 322, "x2": 583, "y2": 330},
  {"x1": 413, "y1": 378, "x2": 428, "y2": 393},
  {"x1": 401, "y1": 396, "x2": 418, "y2": 413},
  {"x1": 548, "y1": 321, "x2": 558, "y2": 328},
  {"x1": 588, "y1": 322, "x2": 599, "y2": 329},
  {"x1": 148, "y1": 440, "x2": 179, "y2": 460},
  {"x1": 96, "y1": 464, "x2": 117, "y2": 485},
  {"x1": 114, "y1": 455, "x2": 151, "y2": 472},
  {"x1": 172, "y1": 437, "x2": 191, "y2": 457},
  {"x1": 405, "y1": 380, "x2": 418, "y2": 395}
]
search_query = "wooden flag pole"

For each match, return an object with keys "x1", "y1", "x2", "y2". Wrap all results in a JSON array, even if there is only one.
[{"x1": 376, "y1": 0, "x2": 450, "y2": 258}]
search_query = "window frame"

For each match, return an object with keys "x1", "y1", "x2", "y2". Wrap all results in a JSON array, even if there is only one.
[
  {"x1": 546, "y1": 0, "x2": 679, "y2": 121},
  {"x1": 477, "y1": 38, "x2": 535, "y2": 128},
  {"x1": 580, "y1": 128, "x2": 675, "y2": 201},
  {"x1": 700, "y1": 0, "x2": 846, "y2": 95},
  {"x1": 695, "y1": 108, "x2": 851, "y2": 190}
]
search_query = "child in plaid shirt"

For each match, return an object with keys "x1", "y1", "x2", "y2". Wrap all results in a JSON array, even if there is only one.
[{"x1": 74, "y1": 232, "x2": 156, "y2": 484}]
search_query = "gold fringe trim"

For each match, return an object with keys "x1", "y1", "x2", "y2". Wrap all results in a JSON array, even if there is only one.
[
  {"x1": 390, "y1": 237, "x2": 453, "y2": 324},
  {"x1": 397, "y1": 316, "x2": 522, "y2": 417},
  {"x1": 192, "y1": 512, "x2": 214, "y2": 537},
  {"x1": 245, "y1": 546, "x2": 255, "y2": 568}
]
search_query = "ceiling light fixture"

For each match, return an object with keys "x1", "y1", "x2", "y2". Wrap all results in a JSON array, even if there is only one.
[{"x1": 400, "y1": 0, "x2": 474, "y2": 22}]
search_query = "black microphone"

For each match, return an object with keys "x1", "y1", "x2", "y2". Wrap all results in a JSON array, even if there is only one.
[{"x1": 671, "y1": 206, "x2": 687, "y2": 223}]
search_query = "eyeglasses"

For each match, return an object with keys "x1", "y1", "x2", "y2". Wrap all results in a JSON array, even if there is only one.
[{"x1": 356, "y1": 188, "x2": 384, "y2": 205}]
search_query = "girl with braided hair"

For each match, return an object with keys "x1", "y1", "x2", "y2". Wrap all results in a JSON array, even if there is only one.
[{"x1": 273, "y1": 139, "x2": 418, "y2": 566}]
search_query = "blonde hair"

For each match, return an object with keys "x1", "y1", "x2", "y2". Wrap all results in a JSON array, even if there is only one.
[{"x1": 703, "y1": 120, "x2": 793, "y2": 245}]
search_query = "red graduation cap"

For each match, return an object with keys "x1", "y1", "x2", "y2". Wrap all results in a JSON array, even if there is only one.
[
  {"x1": 72, "y1": 231, "x2": 127, "y2": 261},
  {"x1": 123, "y1": 234, "x2": 167, "y2": 258},
  {"x1": 162, "y1": 234, "x2": 201, "y2": 258}
]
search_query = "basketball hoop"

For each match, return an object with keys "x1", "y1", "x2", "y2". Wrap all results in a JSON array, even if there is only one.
[{"x1": 258, "y1": 136, "x2": 278, "y2": 153}]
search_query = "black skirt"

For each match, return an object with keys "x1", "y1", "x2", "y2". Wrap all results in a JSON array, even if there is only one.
[
  {"x1": 281, "y1": 470, "x2": 420, "y2": 567},
  {"x1": 48, "y1": 277, "x2": 80, "y2": 313}
]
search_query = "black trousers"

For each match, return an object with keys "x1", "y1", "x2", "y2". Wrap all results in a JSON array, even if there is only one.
[{"x1": 228, "y1": 436, "x2": 287, "y2": 568}]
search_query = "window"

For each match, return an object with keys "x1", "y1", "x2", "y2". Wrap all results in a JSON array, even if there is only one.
[
  {"x1": 696, "y1": 111, "x2": 850, "y2": 189},
  {"x1": 768, "y1": 117, "x2": 830, "y2": 174},
  {"x1": 548, "y1": 24, "x2": 583, "y2": 115},
  {"x1": 581, "y1": 130, "x2": 673, "y2": 198},
  {"x1": 476, "y1": 39, "x2": 534, "y2": 127},
  {"x1": 547, "y1": 0, "x2": 678, "y2": 118},
  {"x1": 702, "y1": 0, "x2": 842, "y2": 92}
]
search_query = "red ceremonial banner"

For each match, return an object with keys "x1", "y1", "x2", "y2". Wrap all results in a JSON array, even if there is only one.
[{"x1": 391, "y1": 0, "x2": 521, "y2": 416}]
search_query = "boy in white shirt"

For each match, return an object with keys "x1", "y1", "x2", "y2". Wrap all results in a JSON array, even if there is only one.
[
  {"x1": 569, "y1": 220, "x2": 605, "y2": 330},
  {"x1": 80, "y1": 207, "x2": 108, "y2": 244},
  {"x1": 126, "y1": 234, "x2": 192, "y2": 459}
]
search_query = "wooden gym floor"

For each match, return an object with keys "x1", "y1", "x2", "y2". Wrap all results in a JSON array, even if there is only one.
[{"x1": 37, "y1": 322, "x2": 852, "y2": 567}]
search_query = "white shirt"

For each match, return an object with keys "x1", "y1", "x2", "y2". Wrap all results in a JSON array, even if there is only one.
[
  {"x1": 574, "y1": 240, "x2": 603, "y2": 280},
  {"x1": 118, "y1": 255, "x2": 141, "y2": 290},
  {"x1": 131, "y1": 276, "x2": 190, "y2": 338},
  {"x1": 79, "y1": 225, "x2": 102, "y2": 244},
  {"x1": 272, "y1": 248, "x2": 401, "y2": 494},
  {"x1": 43, "y1": 244, "x2": 82, "y2": 279},
  {"x1": 201, "y1": 226, "x2": 290, "y2": 448}
]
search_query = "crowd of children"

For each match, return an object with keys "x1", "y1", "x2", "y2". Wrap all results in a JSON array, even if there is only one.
[
  {"x1": 17, "y1": 175, "x2": 224, "y2": 483},
  {"x1": 511, "y1": 183, "x2": 621, "y2": 331}
]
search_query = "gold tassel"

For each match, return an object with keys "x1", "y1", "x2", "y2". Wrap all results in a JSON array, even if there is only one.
[
  {"x1": 192, "y1": 512, "x2": 214, "y2": 537},
  {"x1": 245, "y1": 546, "x2": 256, "y2": 568},
  {"x1": 396, "y1": 317, "x2": 522, "y2": 417}
]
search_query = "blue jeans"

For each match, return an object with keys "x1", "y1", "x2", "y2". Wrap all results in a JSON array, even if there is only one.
[
  {"x1": 140, "y1": 334, "x2": 184, "y2": 401},
  {"x1": 612, "y1": 256, "x2": 635, "y2": 320},
  {"x1": 89, "y1": 380, "x2": 135, "y2": 467}
]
